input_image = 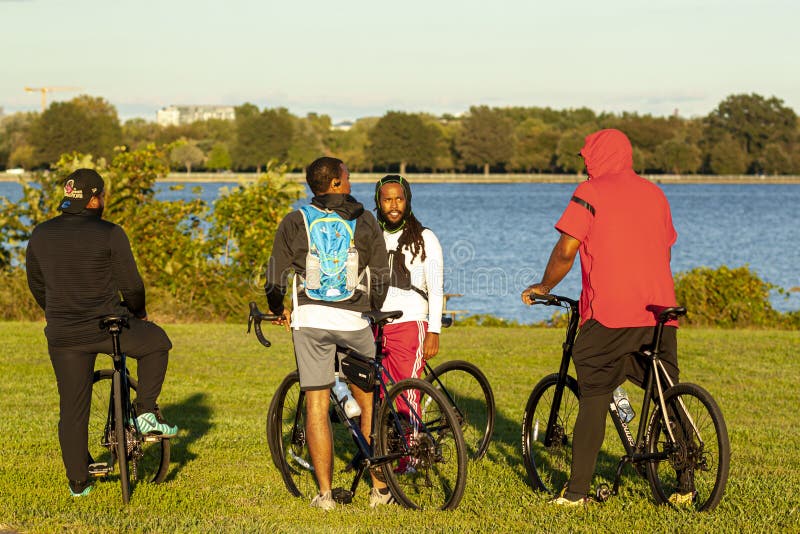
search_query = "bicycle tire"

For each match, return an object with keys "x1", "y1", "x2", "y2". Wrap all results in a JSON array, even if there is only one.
[
  {"x1": 425, "y1": 359, "x2": 495, "y2": 461},
  {"x1": 377, "y1": 378, "x2": 468, "y2": 510},
  {"x1": 267, "y1": 371, "x2": 317, "y2": 498},
  {"x1": 521, "y1": 373, "x2": 581, "y2": 494},
  {"x1": 90, "y1": 370, "x2": 171, "y2": 486},
  {"x1": 645, "y1": 382, "x2": 730, "y2": 511},
  {"x1": 113, "y1": 372, "x2": 132, "y2": 504}
]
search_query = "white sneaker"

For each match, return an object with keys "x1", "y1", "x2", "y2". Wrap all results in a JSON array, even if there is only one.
[
  {"x1": 310, "y1": 490, "x2": 336, "y2": 511},
  {"x1": 369, "y1": 487, "x2": 396, "y2": 508}
]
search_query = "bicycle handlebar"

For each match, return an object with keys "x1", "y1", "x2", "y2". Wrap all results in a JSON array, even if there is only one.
[
  {"x1": 247, "y1": 301, "x2": 281, "y2": 348},
  {"x1": 528, "y1": 293, "x2": 578, "y2": 308}
]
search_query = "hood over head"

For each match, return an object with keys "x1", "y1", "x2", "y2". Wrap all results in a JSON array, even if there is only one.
[
  {"x1": 311, "y1": 193, "x2": 364, "y2": 221},
  {"x1": 580, "y1": 129, "x2": 634, "y2": 179}
]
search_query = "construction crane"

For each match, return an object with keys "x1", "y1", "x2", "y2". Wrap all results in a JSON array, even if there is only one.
[{"x1": 24, "y1": 86, "x2": 82, "y2": 112}]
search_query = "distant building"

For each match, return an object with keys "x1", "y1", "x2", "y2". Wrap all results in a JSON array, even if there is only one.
[
  {"x1": 332, "y1": 120, "x2": 354, "y2": 131},
  {"x1": 156, "y1": 105, "x2": 236, "y2": 127}
]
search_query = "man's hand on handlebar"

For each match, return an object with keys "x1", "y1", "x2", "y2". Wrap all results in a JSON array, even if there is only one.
[
  {"x1": 272, "y1": 309, "x2": 291, "y2": 331},
  {"x1": 521, "y1": 283, "x2": 552, "y2": 305}
]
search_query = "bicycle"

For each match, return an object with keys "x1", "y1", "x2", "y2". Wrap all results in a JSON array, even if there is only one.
[
  {"x1": 87, "y1": 315, "x2": 171, "y2": 504},
  {"x1": 248, "y1": 302, "x2": 468, "y2": 510},
  {"x1": 422, "y1": 315, "x2": 496, "y2": 461},
  {"x1": 520, "y1": 293, "x2": 730, "y2": 511}
]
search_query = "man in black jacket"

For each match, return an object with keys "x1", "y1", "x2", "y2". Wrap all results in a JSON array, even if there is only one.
[
  {"x1": 265, "y1": 156, "x2": 391, "y2": 509},
  {"x1": 26, "y1": 168, "x2": 177, "y2": 497}
]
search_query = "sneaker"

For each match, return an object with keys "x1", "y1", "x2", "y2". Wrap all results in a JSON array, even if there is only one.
[
  {"x1": 136, "y1": 408, "x2": 178, "y2": 438},
  {"x1": 369, "y1": 486, "x2": 396, "y2": 508},
  {"x1": 668, "y1": 490, "x2": 697, "y2": 506},
  {"x1": 549, "y1": 486, "x2": 590, "y2": 506},
  {"x1": 69, "y1": 479, "x2": 93, "y2": 497},
  {"x1": 310, "y1": 490, "x2": 336, "y2": 511}
]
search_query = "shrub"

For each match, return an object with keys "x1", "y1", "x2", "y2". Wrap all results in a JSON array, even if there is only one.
[
  {"x1": 674, "y1": 265, "x2": 788, "y2": 328},
  {"x1": 0, "y1": 147, "x2": 302, "y2": 322}
]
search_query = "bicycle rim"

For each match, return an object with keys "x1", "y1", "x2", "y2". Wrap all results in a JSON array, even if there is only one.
[
  {"x1": 646, "y1": 382, "x2": 730, "y2": 511},
  {"x1": 426, "y1": 360, "x2": 495, "y2": 461},
  {"x1": 92, "y1": 370, "x2": 170, "y2": 485},
  {"x1": 378, "y1": 378, "x2": 467, "y2": 510},
  {"x1": 521, "y1": 374, "x2": 581, "y2": 494}
]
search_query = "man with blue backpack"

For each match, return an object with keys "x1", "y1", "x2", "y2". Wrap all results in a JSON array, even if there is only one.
[{"x1": 264, "y1": 156, "x2": 391, "y2": 510}]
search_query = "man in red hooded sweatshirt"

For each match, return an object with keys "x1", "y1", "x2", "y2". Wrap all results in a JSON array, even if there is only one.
[{"x1": 521, "y1": 129, "x2": 687, "y2": 505}]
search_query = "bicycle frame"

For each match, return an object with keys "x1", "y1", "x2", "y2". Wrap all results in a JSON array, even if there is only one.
[{"x1": 538, "y1": 295, "x2": 706, "y2": 497}]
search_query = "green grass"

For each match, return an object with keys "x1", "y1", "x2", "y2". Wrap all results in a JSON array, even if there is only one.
[{"x1": 1, "y1": 322, "x2": 798, "y2": 533}]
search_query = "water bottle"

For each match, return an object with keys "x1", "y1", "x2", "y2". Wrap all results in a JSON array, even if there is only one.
[
  {"x1": 333, "y1": 373, "x2": 361, "y2": 418},
  {"x1": 612, "y1": 386, "x2": 635, "y2": 423}
]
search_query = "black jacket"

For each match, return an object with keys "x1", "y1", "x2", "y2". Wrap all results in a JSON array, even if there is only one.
[
  {"x1": 26, "y1": 212, "x2": 147, "y2": 347},
  {"x1": 265, "y1": 194, "x2": 389, "y2": 314}
]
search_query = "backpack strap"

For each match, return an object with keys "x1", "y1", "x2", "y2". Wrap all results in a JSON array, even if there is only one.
[{"x1": 390, "y1": 244, "x2": 428, "y2": 301}]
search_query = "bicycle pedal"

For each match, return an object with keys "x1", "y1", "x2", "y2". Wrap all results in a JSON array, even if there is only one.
[
  {"x1": 143, "y1": 434, "x2": 165, "y2": 443},
  {"x1": 88, "y1": 462, "x2": 112, "y2": 477},
  {"x1": 331, "y1": 487, "x2": 353, "y2": 504}
]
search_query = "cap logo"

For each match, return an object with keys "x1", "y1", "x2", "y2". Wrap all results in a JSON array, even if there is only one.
[{"x1": 63, "y1": 179, "x2": 84, "y2": 199}]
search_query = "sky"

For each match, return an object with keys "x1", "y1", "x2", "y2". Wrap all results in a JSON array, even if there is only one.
[{"x1": 2, "y1": 0, "x2": 798, "y2": 123}]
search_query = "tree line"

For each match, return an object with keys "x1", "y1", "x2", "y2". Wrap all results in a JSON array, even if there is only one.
[{"x1": 1, "y1": 92, "x2": 798, "y2": 175}]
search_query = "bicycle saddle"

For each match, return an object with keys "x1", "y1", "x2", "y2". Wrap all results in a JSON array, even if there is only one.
[
  {"x1": 646, "y1": 305, "x2": 687, "y2": 323},
  {"x1": 364, "y1": 310, "x2": 403, "y2": 324},
  {"x1": 99, "y1": 315, "x2": 129, "y2": 330}
]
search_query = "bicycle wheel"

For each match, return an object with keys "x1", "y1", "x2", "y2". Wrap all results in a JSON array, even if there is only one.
[
  {"x1": 377, "y1": 378, "x2": 468, "y2": 510},
  {"x1": 521, "y1": 373, "x2": 581, "y2": 494},
  {"x1": 267, "y1": 371, "x2": 316, "y2": 498},
  {"x1": 646, "y1": 382, "x2": 730, "y2": 511},
  {"x1": 112, "y1": 372, "x2": 132, "y2": 503},
  {"x1": 89, "y1": 370, "x2": 171, "y2": 487},
  {"x1": 425, "y1": 360, "x2": 495, "y2": 461}
]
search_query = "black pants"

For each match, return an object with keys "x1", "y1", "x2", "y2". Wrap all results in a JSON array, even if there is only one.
[
  {"x1": 48, "y1": 318, "x2": 172, "y2": 483},
  {"x1": 566, "y1": 320, "x2": 678, "y2": 498}
]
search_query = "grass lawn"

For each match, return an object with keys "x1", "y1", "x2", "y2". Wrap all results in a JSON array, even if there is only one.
[{"x1": 1, "y1": 322, "x2": 798, "y2": 533}]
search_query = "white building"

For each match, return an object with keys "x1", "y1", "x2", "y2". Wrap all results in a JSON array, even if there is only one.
[{"x1": 156, "y1": 105, "x2": 236, "y2": 127}]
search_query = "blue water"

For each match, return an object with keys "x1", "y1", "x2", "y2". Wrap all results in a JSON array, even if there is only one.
[{"x1": 3, "y1": 180, "x2": 798, "y2": 323}]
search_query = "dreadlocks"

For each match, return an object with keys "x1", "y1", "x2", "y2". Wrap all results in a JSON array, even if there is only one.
[{"x1": 375, "y1": 175, "x2": 427, "y2": 262}]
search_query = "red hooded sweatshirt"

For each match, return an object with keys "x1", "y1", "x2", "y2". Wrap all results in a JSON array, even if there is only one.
[{"x1": 555, "y1": 129, "x2": 678, "y2": 327}]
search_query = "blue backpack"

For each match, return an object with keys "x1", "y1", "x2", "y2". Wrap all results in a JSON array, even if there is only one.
[{"x1": 299, "y1": 205, "x2": 364, "y2": 302}]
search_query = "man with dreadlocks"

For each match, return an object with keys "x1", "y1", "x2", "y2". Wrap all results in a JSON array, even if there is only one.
[{"x1": 375, "y1": 175, "x2": 444, "y2": 387}]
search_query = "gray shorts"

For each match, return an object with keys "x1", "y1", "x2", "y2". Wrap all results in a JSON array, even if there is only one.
[{"x1": 292, "y1": 326, "x2": 375, "y2": 391}]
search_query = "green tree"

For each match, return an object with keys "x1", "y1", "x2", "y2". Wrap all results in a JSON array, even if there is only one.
[
  {"x1": 288, "y1": 113, "x2": 330, "y2": 171},
  {"x1": 511, "y1": 118, "x2": 559, "y2": 172},
  {"x1": 170, "y1": 140, "x2": 206, "y2": 173},
  {"x1": 455, "y1": 106, "x2": 514, "y2": 174},
  {"x1": 556, "y1": 129, "x2": 586, "y2": 174},
  {"x1": 760, "y1": 143, "x2": 793, "y2": 175},
  {"x1": 705, "y1": 93, "x2": 798, "y2": 173},
  {"x1": 653, "y1": 139, "x2": 702, "y2": 174},
  {"x1": 29, "y1": 95, "x2": 122, "y2": 166},
  {"x1": 232, "y1": 105, "x2": 294, "y2": 172},
  {"x1": 708, "y1": 134, "x2": 748, "y2": 175},
  {"x1": 122, "y1": 118, "x2": 162, "y2": 150},
  {"x1": 328, "y1": 118, "x2": 378, "y2": 171},
  {"x1": 367, "y1": 111, "x2": 440, "y2": 174},
  {"x1": 206, "y1": 143, "x2": 232, "y2": 171},
  {"x1": 0, "y1": 112, "x2": 36, "y2": 169}
]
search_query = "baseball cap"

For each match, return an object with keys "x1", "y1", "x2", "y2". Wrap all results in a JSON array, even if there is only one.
[{"x1": 58, "y1": 169, "x2": 105, "y2": 214}]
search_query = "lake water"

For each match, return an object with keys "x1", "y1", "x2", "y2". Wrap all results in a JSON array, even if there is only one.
[{"x1": 3, "y1": 180, "x2": 798, "y2": 323}]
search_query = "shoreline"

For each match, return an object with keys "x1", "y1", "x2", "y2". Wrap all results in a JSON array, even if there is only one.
[{"x1": 3, "y1": 172, "x2": 800, "y2": 185}]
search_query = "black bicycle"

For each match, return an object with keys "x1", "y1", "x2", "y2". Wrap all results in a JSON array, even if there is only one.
[
  {"x1": 87, "y1": 316, "x2": 170, "y2": 503},
  {"x1": 520, "y1": 294, "x2": 730, "y2": 511},
  {"x1": 249, "y1": 302, "x2": 468, "y2": 510},
  {"x1": 422, "y1": 316, "x2": 495, "y2": 461}
]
